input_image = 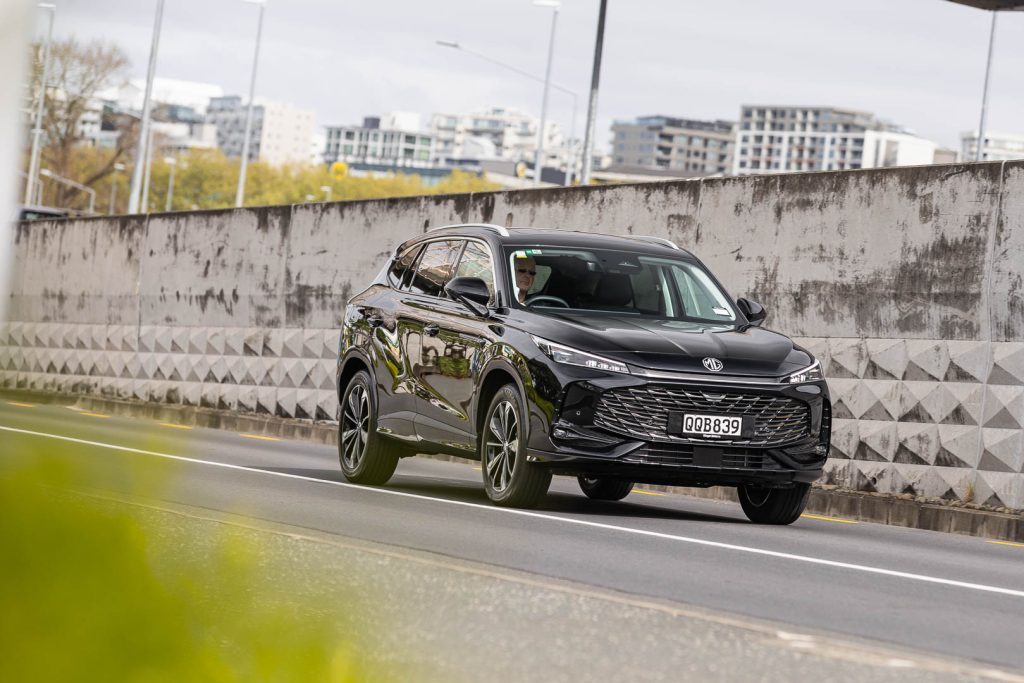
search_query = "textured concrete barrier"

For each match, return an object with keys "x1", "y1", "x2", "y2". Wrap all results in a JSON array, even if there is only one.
[{"x1": 3, "y1": 161, "x2": 1022, "y2": 509}]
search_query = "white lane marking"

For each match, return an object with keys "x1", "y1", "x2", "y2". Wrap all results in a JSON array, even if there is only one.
[{"x1": 4, "y1": 423, "x2": 1024, "y2": 600}]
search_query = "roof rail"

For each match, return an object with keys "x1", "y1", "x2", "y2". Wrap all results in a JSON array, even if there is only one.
[
  {"x1": 428, "y1": 222, "x2": 510, "y2": 237},
  {"x1": 628, "y1": 235, "x2": 680, "y2": 250}
]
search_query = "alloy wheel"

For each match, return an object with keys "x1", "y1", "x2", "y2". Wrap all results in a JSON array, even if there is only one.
[
  {"x1": 485, "y1": 400, "x2": 518, "y2": 492},
  {"x1": 341, "y1": 383, "x2": 370, "y2": 470}
]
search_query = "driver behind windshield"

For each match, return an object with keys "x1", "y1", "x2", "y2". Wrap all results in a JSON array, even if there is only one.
[{"x1": 514, "y1": 254, "x2": 537, "y2": 304}]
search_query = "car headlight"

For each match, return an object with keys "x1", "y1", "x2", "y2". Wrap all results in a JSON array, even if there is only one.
[
  {"x1": 532, "y1": 336, "x2": 630, "y2": 375},
  {"x1": 786, "y1": 360, "x2": 823, "y2": 384}
]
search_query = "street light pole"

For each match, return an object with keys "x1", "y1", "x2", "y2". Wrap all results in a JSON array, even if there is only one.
[
  {"x1": 566, "y1": 93, "x2": 578, "y2": 185},
  {"x1": 24, "y1": 3, "x2": 56, "y2": 206},
  {"x1": 141, "y1": 125, "x2": 155, "y2": 211},
  {"x1": 532, "y1": 0, "x2": 560, "y2": 187},
  {"x1": 436, "y1": 40, "x2": 579, "y2": 186},
  {"x1": 108, "y1": 162, "x2": 125, "y2": 214},
  {"x1": 236, "y1": 0, "x2": 266, "y2": 208},
  {"x1": 127, "y1": 0, "x2": 165, "y2": 213},
  {"x1": 581, "y1": 0, "x2": 608, "y2": 185},
  {"x1": 164, "y1": 157, "x2": 176, "y2": 211},
  {"x1": 975, "y1": 11, "x2": 997, "y2": 162}
]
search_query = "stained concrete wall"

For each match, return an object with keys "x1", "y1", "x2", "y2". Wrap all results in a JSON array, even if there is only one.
[{"x1": 3, "y1": 162, "x2": 1022, "y2": 508}]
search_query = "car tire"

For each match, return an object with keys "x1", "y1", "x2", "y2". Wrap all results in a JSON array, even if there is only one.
[
  {"x1": 480, "y1": 383, "x2": 552, "y2": 508},
  {"x1": 338, "y1": 370, "x2": 401, "y2": 485},
  {"x1": 738, "y1": 482, "x2": 810, "y2": 525},
  {"x1": 577, "y1": 476, "x2": 634, "y2": 501}
]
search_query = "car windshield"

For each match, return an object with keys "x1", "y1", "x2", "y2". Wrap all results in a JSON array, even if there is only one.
[{"x1": 506, "y1": 247, "x2": 737, "y2": 323}]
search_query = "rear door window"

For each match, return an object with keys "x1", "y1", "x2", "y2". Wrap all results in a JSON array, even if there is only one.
[
  {"x1": 389, "y1": 244, "x2": 422, "y2": 289},
  {"x1": 408, "y1": 240, "x2": 463, "y2": 297}
]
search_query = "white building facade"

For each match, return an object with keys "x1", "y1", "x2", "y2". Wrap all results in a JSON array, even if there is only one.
[
  {"x1": 207, "y1": 96, "x2": 315, "y2": 167},
  {"x1": 100, "y1": 77, "x2": 224, "y2": 117},
  {"x1": 430, "y1": 107, "x2": 565, "y2": 166},
  {"x1": 960, "y1": 131, "x2": 1024, "y2": 162},
  {"x1": 732, "y1": 106, "x2": 938, "y2": 175},
  {"x1": 323, "y1": 115, "x2": 436, "y2": 167}
]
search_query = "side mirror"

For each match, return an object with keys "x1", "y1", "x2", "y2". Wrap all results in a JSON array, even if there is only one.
[
  {"x1": 445, "y1": 276, "x2": 492, "y2": 317},
  {"x1": 736, "y1": 297, "x2": 767, "y2": 326}
]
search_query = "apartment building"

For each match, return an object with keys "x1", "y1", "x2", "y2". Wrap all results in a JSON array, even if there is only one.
[
  {"x1": 207, "y1": 96, "x2": 315, "y2": 166},
  {"x1": 323, "y1": 115, "x2": 436, "y2": 167},
  {"x1": 430, "y1": 106, "x2": 565, "y2": 166},
  {"x1": 610, "y1": 116, "x2": 734, "y2": 175},
  {"x1": 960, "y1": 131, "x2": 1024, "y2": 162},
  {"x1": 732, "y1": 106, "x2": 938, "y2": 175}
]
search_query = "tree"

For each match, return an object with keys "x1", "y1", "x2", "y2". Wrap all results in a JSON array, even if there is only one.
[
  {"x1": 145, "y1": 151, "x2": 502, "y2": 213},
  {"x1": 25, "y1": 37, "x2": 132, "y2": 209}
]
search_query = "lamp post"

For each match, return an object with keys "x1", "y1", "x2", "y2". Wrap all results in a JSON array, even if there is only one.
[
  {"x1": 975, "y1": 11, "x2": 1000, "y2": 161},
  {"x1": 164, "y1": 157, "x2": 176, "y2": 211},
  {"x1": 236, "y1": 0, "x2": 266, "y2": 208},
  {"x1": 24, "y1": 3, "x2": 56, "y2": 206},
  {"x1": 320, "y1": 185, "x2": 332, "y2": 202},
  {"x1": 532, "y1": 0, "x2": 560, "y2": 187},
  {"x1": 581, "y1": 0, "x2": 608, "y2": 184},
  {"x1": 141, "y1": 125, "x2": 155, "y2": 211},
  {"x1": 108, "y1": 162, "x2": 125, "y2": 214},
  {"x1": 435, "y1": 40, "x2": 579, "y2": 185},
  {"x1": 943, "y1": 1, "x2": 1024, "y2": 161},
  {"x1": 128, "y1": 0, "x2": 165, "y2": 214},
  {"x1": 40, "y1": 168, "x2": 96, "y2": 215}
]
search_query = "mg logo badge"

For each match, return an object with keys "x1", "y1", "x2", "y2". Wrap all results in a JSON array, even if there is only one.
[{"x1": 702, "y1": 357, "x2": 724, "y2": 372}]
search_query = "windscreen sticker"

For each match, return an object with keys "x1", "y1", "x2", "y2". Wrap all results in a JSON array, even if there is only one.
[
  {"x1": 713, "y1": 307, "x2": 731, "y2": 316},
  {"x1": 514, "y1": 249, "x2": 542, "y2": 258}
]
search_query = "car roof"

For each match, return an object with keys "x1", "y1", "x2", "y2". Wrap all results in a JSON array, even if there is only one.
[{"x1": 413, "y1": 223, "x2": 697, "y2": 259}]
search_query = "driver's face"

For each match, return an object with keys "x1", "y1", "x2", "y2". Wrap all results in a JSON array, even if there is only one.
[{"x1": 515, "y1": 257, "x2": 536, "y2": 293}]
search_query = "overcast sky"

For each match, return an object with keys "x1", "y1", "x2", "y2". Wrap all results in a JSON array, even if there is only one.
[{"x1": 36, "y1": 0, "x2": 1024, "y2": 152}]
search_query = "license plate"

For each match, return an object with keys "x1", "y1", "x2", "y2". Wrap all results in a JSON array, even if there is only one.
[{"x1": 682, "y1": 413, "x2": 742, "y2": 437}]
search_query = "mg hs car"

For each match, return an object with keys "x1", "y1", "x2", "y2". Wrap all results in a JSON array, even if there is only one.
[{"x1": 337, "y1": 224, "x2": 830, "y2": 524}]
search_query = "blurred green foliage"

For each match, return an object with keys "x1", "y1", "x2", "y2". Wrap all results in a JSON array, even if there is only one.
[
  {"x1": 42, "y1": 145, "x2": 502, "y2": 214},
  {"x1": 0, "y1": 445, "x2": 379, "y2": 682}
]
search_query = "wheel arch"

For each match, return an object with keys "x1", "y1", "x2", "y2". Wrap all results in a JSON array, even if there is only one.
[
  {"x1": 474, "y1": 358, "x2": 528, "y2": 441},
  {"x1": 338, "y1": 348, "x2": 375, "y2": 401}
]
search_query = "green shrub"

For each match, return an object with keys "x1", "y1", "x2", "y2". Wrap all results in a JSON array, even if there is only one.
[{"x1": 0, "y1": 441, "x2": 383, "y2": 682}]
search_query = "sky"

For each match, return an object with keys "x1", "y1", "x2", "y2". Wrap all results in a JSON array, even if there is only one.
[{"x1": 32, "y1": 0, "x2": 1024, "y2": 153}]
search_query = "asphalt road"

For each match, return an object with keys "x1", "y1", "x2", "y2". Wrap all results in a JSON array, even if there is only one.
[{"x1": 2, "y1": 396, "x2": 1023, "y2": 681}]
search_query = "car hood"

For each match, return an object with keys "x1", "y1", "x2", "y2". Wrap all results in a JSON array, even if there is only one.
[{"x1": 533, "y1": 312, "x2": 812, "y2": 378}]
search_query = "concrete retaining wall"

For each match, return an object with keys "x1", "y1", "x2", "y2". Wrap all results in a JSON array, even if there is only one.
[{"x1": 3, "y1": 161, "x2": 1022, "y2": 509}]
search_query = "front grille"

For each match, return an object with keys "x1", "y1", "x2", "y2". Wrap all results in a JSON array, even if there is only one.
[
  {"x1": 623, "y1": 443, "x2": 779, "y2": 469},
  {"x1": 593, "y1": 384, "x2": 810, "y2": 447}
]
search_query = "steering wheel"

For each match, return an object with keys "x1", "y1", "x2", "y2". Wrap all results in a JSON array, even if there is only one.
[{"x1": 525, "y1": 294, "x2": 570, "y2": 308}]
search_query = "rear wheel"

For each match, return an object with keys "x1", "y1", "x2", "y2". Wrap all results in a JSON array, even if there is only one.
[
  {"x1": 338, "y1": 370, "x2": 401, "y2": 485},
  {"x1": 738, "y1": 482, "x2": 810, "y2": 525},
  {"x1": 577, "y1": 476, "x2": 634, "y2": 501},
  {"x1": 480, "y1": 384, "x2": 551, "y2": 508}
]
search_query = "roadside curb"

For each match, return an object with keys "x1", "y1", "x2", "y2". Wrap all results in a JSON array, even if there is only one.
[{"x1": 5, "y1": 389, "x2": 1022, "y2": 543}]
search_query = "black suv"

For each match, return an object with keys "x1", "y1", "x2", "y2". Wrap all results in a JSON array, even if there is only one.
[{"x1": 337, "y1": 224, "x2": 830, "y2": 524}]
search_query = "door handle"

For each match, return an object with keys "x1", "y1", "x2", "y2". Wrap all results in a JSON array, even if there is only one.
[
  {"x1": 423, "y1": 323, "x2": 440, "y2": 337},
  {"x1": 366, "y1": 315, "x2": 384, "y2": 328}
]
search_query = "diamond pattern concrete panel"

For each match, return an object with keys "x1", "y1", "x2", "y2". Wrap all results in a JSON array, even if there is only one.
[{"x1": 2, "y1": 325, "x2": 1022, "y2": 510}]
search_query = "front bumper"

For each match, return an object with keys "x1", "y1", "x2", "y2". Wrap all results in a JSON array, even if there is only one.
[
  {"x1": 528, "y1": 442, "x2": 825, "y2": 486},
  {"x1": 525, "y1": 366, "x2": 831, "y2": 487}
]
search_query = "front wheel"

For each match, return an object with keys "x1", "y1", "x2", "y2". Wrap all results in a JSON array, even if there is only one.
[
  {"x1": 338, "y1": 370, "x2": 400, "y2": 485},
  {"x1": 577, "y1": 476, "x2": 634, "y2": 501},
  {"x1": 738, "y1": 483, "x2": 810, "y2": 525},
  {"x1": 480, "y1": 384, "x2": 551, "y2": 508}
]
